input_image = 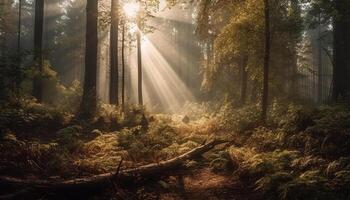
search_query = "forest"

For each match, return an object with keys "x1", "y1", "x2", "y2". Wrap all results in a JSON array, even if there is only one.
[{"x1": 0, "y1": 0, "x2": 350, "y2": 199}]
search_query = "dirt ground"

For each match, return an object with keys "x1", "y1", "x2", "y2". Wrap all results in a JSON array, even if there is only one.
[{"x1": 115, "y1": 167, "x2": 259, "y2": 200}]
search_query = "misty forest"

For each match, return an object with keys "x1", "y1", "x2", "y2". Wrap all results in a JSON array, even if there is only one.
[{"x1": 1, "y1": 0, "x2": 350, "y2": 199}]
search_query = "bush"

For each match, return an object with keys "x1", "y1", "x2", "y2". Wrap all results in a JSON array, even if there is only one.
[
  {"x1": 56, "y1": 125, "x2": 84, "y2": 152},
  {"x1": 40, "y1": 63, "x2": 82, "y2": 112},
  {"x1": 0, "y1": 131, "x2": 75, "y2": 178},
  {"x1": 0, "y1": 99, "x2": 67, "y2": 135},
  {"x1": 217, "y1": 103, "x2": 261, "y2": 132}
]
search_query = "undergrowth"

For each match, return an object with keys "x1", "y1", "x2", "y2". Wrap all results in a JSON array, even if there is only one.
[
  {"x1": 1, "y1": 99, "x2": 350, "y2": 200},
  {"x1": 223, "y1": 102, "x2": 350, "y2": 200}
]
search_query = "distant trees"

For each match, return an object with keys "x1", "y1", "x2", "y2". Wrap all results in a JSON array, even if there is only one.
[
  {"x1": 79, "y1": 0, "x2": 98, "y2": 119},
  {"x1": 308, "y1": 0, "x2": 350, "y2": 102},
  {"x1": 196, "y1": 0, "x2": 303, "y2": 117},
  {"x1": 33, "y1": 0, "x2": 44, "y2": 102}
]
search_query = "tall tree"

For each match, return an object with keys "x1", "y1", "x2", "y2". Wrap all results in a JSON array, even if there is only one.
[
  {"x1": 110, "y1": 0, "x2": 119, "y2": 105},
  {"x1": 261, "y1": 0, "x2": 270, "y2": 121},
  {"x1": 79, "y1": 0, "x2": 98, "y2": 119},
  {"x1": 289, "y1": 0, "x2": 302, "y2": 97},
  {"x1": 317, "y1": 21, "x2": 323, "y2": 103},
  {"x1": 33, "y1": 0, "x2": 44, "y2": 102},
  {"x1": 137, "y1": 12, "x2": 143, "y2": 105},
  {"x1": 121, "y1": 20, "x2": 126, "y2": 108},
  {"x1": 17, "y1": 0, "x2": 22, "y2": 54},
  {"x1": 332, "y1": 0, "x2": 350, "y2": 101}
]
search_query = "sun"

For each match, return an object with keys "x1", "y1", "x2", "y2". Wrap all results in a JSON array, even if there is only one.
[{"x1": 123, "y1": 2, "x2": 140, "y2": 18}]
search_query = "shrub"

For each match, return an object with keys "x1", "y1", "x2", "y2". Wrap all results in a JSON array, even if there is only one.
[
  {"x1": 56, "y1": 125, "x2": 84, "y2": 152},
  {"x1": 217, "y1": 103, "x2": 261, "y2": 132},
  {"x1": 0, "y1": 99, "x2": 67, "y2": 135},
  {"x1": 0, "y1": 132, "x2": 75, "y2": 177}
]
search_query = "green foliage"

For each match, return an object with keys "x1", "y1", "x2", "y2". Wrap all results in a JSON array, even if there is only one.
[
  {"x1": 56, "y1": 125, "x2": 84, "y2": 152},
  {"x1": 198, "y1": 0, "x2": 303, "y2": 99},
  {"x1": 217, "y1": 102, "x2": 261, "y2": 132},
  {"x1": 76, "y1": 133, "x2": 128, "y2": 173},
  {"x1": 40, "y1": 62, "x2": 82, "y2": 112},
  {"x1": 246, "y1": 127, "x2": 287, "y2": 152},
  {"x1": 0, "y1": 99, "x2": 67, "y2": 135},
  {"x1": 0, "y1": 53, "x2": 28, "y2": 102},
  {"x1": 209, "y1": 150, "x2": 232, "y2": 172},
  {"x1": 270, "y1": 101, "x2": 316, "y2": 132},
  {"x1": 117, "y1": 121, "x2": 182, "y2": 162},
  {"x1": 95, "y1": 104, "x2": 147, "y2": 131},
  {"x1": 224, "y1": 103, "x2": 350, "y2": 199},
  {"x1": 0, "y1": 132, "x2": 76, "y2": 178}
]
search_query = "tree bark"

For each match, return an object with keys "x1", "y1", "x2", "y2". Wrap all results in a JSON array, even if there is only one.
[
  {"x1": 109, "y1": 0, "x2": 119, "y2": 105},
  {"x1": 137, "y1": 15, "x2": 143, "y2": 105},
  {"x1": 261, "y1": 0, "x2": 270, "y2": 122},
  {"x1": 32, "y1": 0, "x2": 44, "y2": 102},
  {"x1": 17, "y1": 0, "x2": 22, "y2": 54},
  {"x1": 317, "y1": 22, "x2": 323, "y2": 103},
  {"x1": 14, "y1": 0, "x2": 23, "y2": 96},
  {"x1": 121, "y1": 21, "x2": 126, "y2": 108},
  {"x1": 332, "y1": 0, "x2": 350, "y2": 101},
  {"x1": 79, "y1": 0, "x2": 98, "y2": 119}
]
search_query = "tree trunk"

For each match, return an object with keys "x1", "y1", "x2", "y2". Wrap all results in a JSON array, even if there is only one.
[
  {"x1": 289, "y1": 0, "x2": 301, "y2": 98},
  {"x1": 33, "y1": 0, "x2": 44, "y2": 102},
  {"x1": 17, "y1": 0, "x2": 22, "y2": 54},
  {"x1": 137, "y1": 15, "x2": 143, "y2": 105},
  {"x1": 317, "y1": 22, "x2": 323, "y2": 103},
  {"x1": 79, "y1": 0, "x2": 98, "y2": 119},
  {"x1": 109, "y1": 0, "x2": 119, "y2": 105},
  {"x1": 121, "y1": 21, "x2": 126, "y2": 108},
  {"x1": 240, "y1": 55, "x2": 248, "y2": 105},
  {"x1": 1, "y1": 0, "x2": 11, "y2": 55},
  {"x1": 261, "y1": 0, "x2": 270, "y2": 122},
  {"x1": 332, "y1": 0, "x2": 350, "y2": 101},
  {"x1": 10, "y1": 0, "x2": 23, "y2": 96}
]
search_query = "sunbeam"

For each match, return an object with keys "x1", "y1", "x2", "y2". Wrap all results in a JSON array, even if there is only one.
[{"x1": 128, "y1": 34, "x2": 195, "y2": 113}]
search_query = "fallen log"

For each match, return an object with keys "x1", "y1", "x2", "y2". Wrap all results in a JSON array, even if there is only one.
[{"x1": 0, "y1": 139, "x2": 228, "y2": 193}]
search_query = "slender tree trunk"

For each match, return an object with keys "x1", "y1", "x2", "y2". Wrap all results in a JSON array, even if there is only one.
[
  {"x1": 17, "y1": 0, "x2": 22, "y2": 54},
  {"x1": 240, "y1": 55, "x2": 248, "y2": 105},
  {"x1": 250, "y1": 80, "x2": 259, "y2": 102},
  {"x1": 14, "y1": 0, "x2": 23, "y2": 96},
  {"x1": 33, "y1": 0, "x2": 44, "y2": 102},
  {"x1": 289, "y1": 0, "x2": 301, "y2": 98},
  {"x1": 109, "y1": 0, "x2": 119, "y2": 105},
  {"x1": 121, "y1": 21, "x2": 125, "y2": 108},
  {"x1": 79, "y1": 0, "x2": 98, "y2": 119},
  {"x1": 1, "y1": 0, "x2": 11, "y2": 55},
  {"x1": 261, "y1": 0, "x2": 270, "y2": 122},
  {"x1": 317, "y1": 22, "x2": 323, "y2": 103},
  {"x1": 137, "y1": 15, "x2": 143, "y2": 105}
]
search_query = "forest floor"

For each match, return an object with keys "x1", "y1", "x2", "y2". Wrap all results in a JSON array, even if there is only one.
[
  {"x1": 111, "y1": 165, "x2": 258, "y2": 200},
  {"x1": 1, "y1": 101, "x2": 350, "y2": 199}
]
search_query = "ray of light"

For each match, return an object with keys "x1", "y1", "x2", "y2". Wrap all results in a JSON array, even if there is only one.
[
  {"x1": 123, "y1": 2, "x2": 140, "y2": 18},
  {"x1": 128, "y1": 35, "x2": 195, "y2": 113}
]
